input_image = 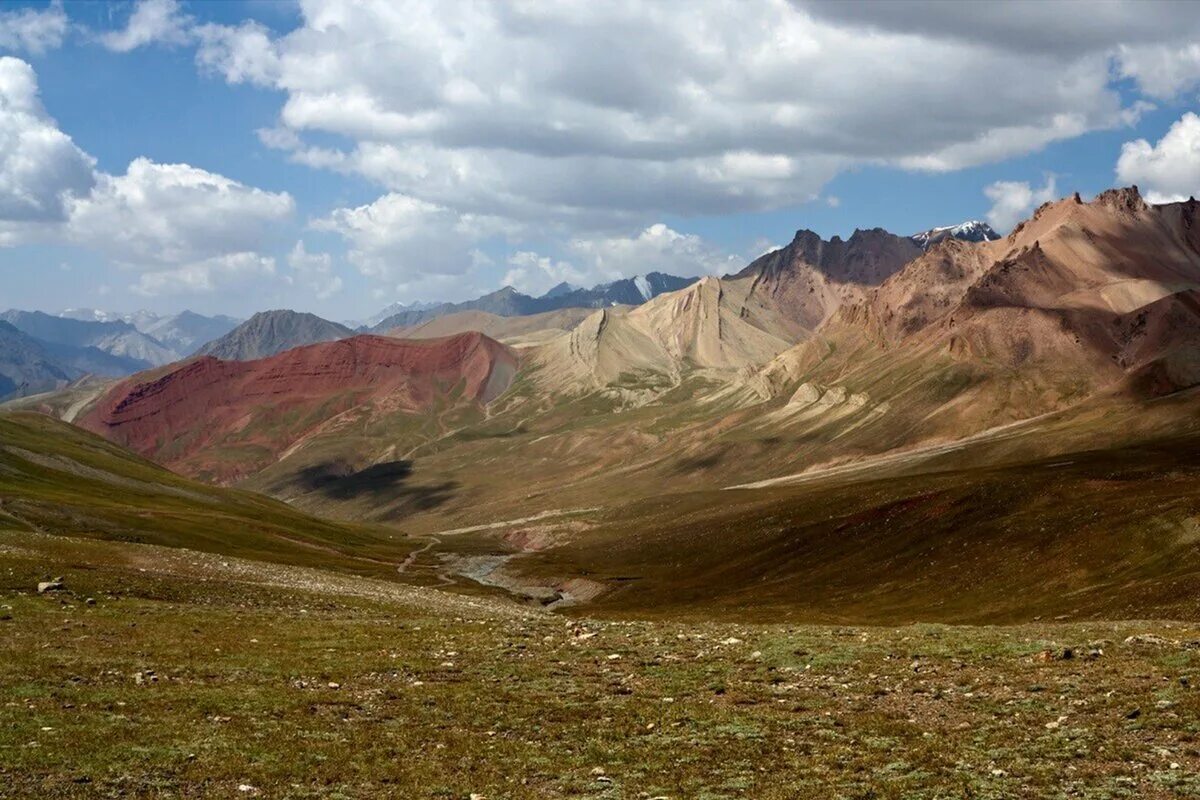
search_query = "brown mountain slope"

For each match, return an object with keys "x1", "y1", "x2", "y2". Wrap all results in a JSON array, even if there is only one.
[
  {"x1": 528, "y1": 275, "x2": 799, "y2": 404},
  {"x1": 79, "y1": 332, "x2": 517, "y2": 483},
  {"x1": 857, "y1": 189, "x2": 1200, "y2": 392},
  {"x1": 735, "y1": 227, "x2": 922, "y2": 328}
]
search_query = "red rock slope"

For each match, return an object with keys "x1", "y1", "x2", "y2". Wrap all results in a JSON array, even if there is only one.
[{"x1": 79, "y1": 332, "x2": 517, "y2": 481}]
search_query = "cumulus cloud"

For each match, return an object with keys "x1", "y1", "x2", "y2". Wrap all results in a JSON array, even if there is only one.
[
  {"x1": 1116, "y1": 113, "x2": 1200, "y2": 203},
  {"x1": 501, "y1": 223, "x2": 738, "y2": 296},
  {"x1": 198, "y1": 0, "x2": 1166, "y2": 232},
  {"x1": 0, "y1": 58, "x2": 296, "y2": 298},
  {"x1": 568, "y1": 224, "x2": 739, "y2": 280},
  {"x1": 195, "y1": 20, "x2": 279, "y2": 86},
  {"x1": 67, "y1": 158, "x2": 294, "y2": 266},
  {"x1": 1117, "y1": 43, "x2": 1200, "y2": 100},
  {"x1": 0, "y1": 57, "x2": 95, "y2": 226},
  {"x1": 312, "y1": 192, "x2": 511, "y2": 282},
  {"x1": 99, "y1": 0, "x2": 192, "y2": 53},
  {"x1": 0, "y1": 1, "x2": 68, "y2": 54},
  {"x1": 288, "y1": 240, "x2": 343, "y2": 300},
  {"x1": 502, "y1": 251, "x2": 590, "y2": 297},
  {"x1": 132, "y1": 252, "x2": 276, "y2": 297},
  {"x1": 984, "y1": 175, "x2": 1058, "y2": 232}
]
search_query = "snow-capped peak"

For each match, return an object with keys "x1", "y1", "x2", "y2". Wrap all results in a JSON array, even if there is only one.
[
  {"x1": 633, "y1": 274, "x2": 652, "y2": 301},
  {"x1": 910, "y1": 220, "x2": 999, "y2": 249}
]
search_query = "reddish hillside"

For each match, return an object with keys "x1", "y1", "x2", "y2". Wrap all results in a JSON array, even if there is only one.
[{"x1": 79, "y1": 332, "x2": 517, "y2": 481}]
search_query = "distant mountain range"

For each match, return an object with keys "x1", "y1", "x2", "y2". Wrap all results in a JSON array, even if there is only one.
[
  {"x1": 366, "y1": 272, "x2": 698, "y2": 332},
  {"x1": 59, "y1": 308, "x2": 241, "y2": 355},
  {"x1": 0, "y1": 308, "x2": 240, "y2": 400}
]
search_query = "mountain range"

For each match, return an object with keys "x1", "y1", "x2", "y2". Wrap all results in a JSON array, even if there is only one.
[
  {"x1": 10, "y1": 194, "x2": 1200, "y2": 616},
  {"x1": 0, "y1": 308, "x2": 240, "y2": 401},
  {"x1": 366, "y1": 272, "x2": 698, "y2": 332}
]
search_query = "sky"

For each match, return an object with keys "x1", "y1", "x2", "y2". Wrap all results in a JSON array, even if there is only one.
[{"x1": 0, "y1": 0, "x2": 1198, "y2": 322}]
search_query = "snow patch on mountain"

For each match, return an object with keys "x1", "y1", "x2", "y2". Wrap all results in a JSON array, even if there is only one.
[
  {"x1": 633, "y1": 275, "x2": 653, "y2": 301},
  {"x1": 910, "y1": 220, "x2": 999, "y2": 249}
]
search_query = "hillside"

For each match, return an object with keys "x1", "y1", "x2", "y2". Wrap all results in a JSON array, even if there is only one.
[
  {"x1": 197, "y1": 310, "x2": 352, "y2": 361},
  {"x1": 79, "y1": 332, "x2": 518, "y2": 485},
  {"x1": 0, "y1": 412, "x2": 412, "y2": 574},
  {"x1": 528, "y1": 275, "x2": 800, "y2": 405}
]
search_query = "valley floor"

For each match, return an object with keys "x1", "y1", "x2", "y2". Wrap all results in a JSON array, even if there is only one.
[{"x1": 3, "y1": 529, "x2": 1200, "y2": 799}]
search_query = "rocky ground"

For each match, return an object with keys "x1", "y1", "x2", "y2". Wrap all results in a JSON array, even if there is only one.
[{"x1": 3, "y1": 530, "x2": 1200, "y2": 799}]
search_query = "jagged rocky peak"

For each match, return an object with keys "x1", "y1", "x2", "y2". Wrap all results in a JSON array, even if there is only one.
[{"x1": 1093, "y1": 185, "x2": 1149, "y2": 213}]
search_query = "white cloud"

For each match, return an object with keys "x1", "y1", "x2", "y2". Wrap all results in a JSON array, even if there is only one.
[
  {"x1": 1117, "y1": 43, "x2": 1200, "y2": 100},
  {"x1": 0, "y1": 1, "x2": 68, "y2": 54},
  {"x1": 287, "y1": 240, "x2": 342, "y2": 300},
  {"x1": 131, "y1": 252, "x2": 276, "y2": 297},
  {"x1": 0, "y1": 59, "x2": 298, "y2": 300},
  {"x1": 0, "y1": 57, "x2": 95, "y2": 226},
  {"x1": 568, "y1": 223, "x2": 739, "y2": 281},
  {"x1": 198, "y1": 0, "x2": 1159, "y2": 231},
  {"x1": 984, "y1": 175, "x2": 1058, "y2": 232},
  {"x1": 67, "y1": 158, "x2": 294, "y2": 266},
  {"x1": 501, "y1": 223, "x2": 738, "y2": 296},
  {"x1": 99, "y1": 0, "x2": 192, "y2": 53},
  {"x1": 1116, "y1": 112, "x2": 1200, "y2": 203},
  {"x1": 312, "y1": 192, "x2": 511, "y2": 282},
  {"x1": 195, "y1": 20, "x2": 279, "y2": 86},
  {"x1": 502, "y1": 251, "x2": 589, "y2": 297}
]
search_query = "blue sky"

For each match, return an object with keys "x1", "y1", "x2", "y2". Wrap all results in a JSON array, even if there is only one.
[{"x1": 1, "y1": 0, "x2": 1198, "y2": 322}]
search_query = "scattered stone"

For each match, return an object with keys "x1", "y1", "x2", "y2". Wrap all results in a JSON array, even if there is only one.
[
  {"x1": 37, "y1": 579, "x2": 65, "y2": 594},
  {"x1": 1125, "y1": 708, "x2": 1141, "y2": 720},
  {"x1": 1124, "y1": 634, "x2": 1173, "y2": 648}
]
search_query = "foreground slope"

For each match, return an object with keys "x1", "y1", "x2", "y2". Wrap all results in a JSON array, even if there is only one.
[
  {"x1": 0, "y1": 412, "x2": 413, "y2": 575},
  {"x1": 6, "y1": 526, "x2": 1198, "y2": 798},
  {"x1": 2, "y1": 414, "x2": 1199, "y2": 797}
]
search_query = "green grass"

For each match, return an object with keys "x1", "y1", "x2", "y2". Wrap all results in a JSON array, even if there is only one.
[
  {"x1": 0, "y1": 412, "x2": 418, "y2": 579},
  {"x1": 5, "y1": 410, "x2": 1200, "y2": 796},
  {"x1": 3, "y1": 530, "x2": 1200, "y2": 799}
]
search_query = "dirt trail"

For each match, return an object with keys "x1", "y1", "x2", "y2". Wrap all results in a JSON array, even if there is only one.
[
  {"x1": 427, "y1": 507, "x2": 601, "y2": 536},
  {"x1": 725, "y1": 410, "x2": 1062, "y2": 490},
  {"x1": 396, "y1": 537, "x2": 456, "y2": 586}
]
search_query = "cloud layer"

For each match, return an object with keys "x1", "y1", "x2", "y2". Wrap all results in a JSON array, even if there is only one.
[{"x1": 0, "y1": 56, "x2": 293, "y2": 296}]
